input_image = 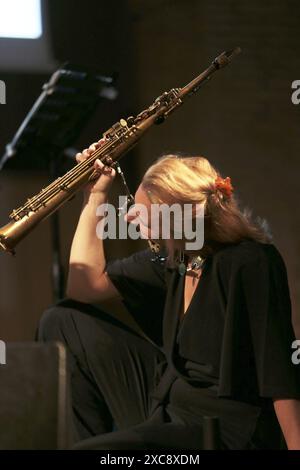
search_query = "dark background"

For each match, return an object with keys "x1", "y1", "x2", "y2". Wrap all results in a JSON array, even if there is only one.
[{"x1": 0, "y1": 0, "x2": 299, "y2": 340}]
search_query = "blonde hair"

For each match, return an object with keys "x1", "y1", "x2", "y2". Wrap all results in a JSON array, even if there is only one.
[{"x1": 141, "y1": 154, "x2": 272, "y2": 259}]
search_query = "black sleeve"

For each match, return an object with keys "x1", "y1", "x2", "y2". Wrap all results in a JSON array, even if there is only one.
[
  {"x1": 241, "y1": 245, "x2": 300, "y2": 398},
  {"x1": 219, "y1": 243, "x2": 300, "y2": 401},
  {"x1": 105, "y1": 248, "x2": 167, "y2": 347}
]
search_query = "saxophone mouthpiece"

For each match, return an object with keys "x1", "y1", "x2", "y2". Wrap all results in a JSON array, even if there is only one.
[{"x1": 213, "y1": 47, "x2": 242, "y2": 69}]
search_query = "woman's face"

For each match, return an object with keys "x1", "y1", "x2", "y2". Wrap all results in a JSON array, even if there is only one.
[
  {"x1": 124, "y1": 184, "x2": 157, "y2": 240},
  {"x1": 124, "y1": 182, "x2": 205, "y2": 254},
  {"x1": 123, "y1": 184, "x2": 184, "y2": 251}
]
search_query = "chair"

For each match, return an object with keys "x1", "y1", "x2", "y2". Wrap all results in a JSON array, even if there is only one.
[{"x1": 0, "y1": 342, "x2": 71, "y2": 450}]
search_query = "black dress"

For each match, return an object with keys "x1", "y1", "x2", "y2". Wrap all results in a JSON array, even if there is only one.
[{"x1": 103, "y1": 238, "x2": 300, "y2": 449}]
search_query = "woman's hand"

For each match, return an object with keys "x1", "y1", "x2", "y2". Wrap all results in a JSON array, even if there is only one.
[{"x1": 75, "y1": 137, "x2": 116, "y2": 199}]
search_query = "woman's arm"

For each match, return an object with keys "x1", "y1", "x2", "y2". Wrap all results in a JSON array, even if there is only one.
[
  {"x1": 66, "y1": 141, "x2": 120, "y2": 303},
  {"x1": 273, "y1": 398, "x2": 300, "y2": 450}
]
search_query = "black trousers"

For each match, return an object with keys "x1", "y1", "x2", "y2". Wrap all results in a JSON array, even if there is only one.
[{"x1": 37, "y1": 299, "x2": 206, "y2": 450}]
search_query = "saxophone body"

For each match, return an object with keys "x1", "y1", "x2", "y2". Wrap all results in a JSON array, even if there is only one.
[{"x1": 0, "y1": 48, "x2": 240, "y2": 254}]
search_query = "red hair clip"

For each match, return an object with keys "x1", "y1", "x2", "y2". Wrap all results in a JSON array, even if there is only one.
[{"x1": 214, "y1": 176, "x2": 234, "y2": 198}]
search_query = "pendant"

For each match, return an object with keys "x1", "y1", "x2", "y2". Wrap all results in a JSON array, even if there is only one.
[
  {"x1": 185, "y1": 255, "x2": 205, "y2": 278},
  {"x1": 191, "y1": 255, "x2": 205, "y2": 270}
]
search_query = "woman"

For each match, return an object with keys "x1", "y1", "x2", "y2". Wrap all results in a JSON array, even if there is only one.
[{"x1": 38, "y1": 139, "x2": 300, "y2": 450}]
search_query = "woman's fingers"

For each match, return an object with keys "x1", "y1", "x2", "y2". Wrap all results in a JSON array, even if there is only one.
[
  {"x1": 97, "y1": 137, "x2": 106, "y2": 146},
  {"x1": 76, "y1": 137, "x2": 107, "y2": 164},
  {"x1": 75, "y1": 152, "x2": 84, "y2": 163},
  {"x1": 76, "y1": 154, "x2": 115, "y2": 178},
  {"x1": 75, "y1": 147, "x2": 94, "y2": 163},
  {"x1": 75, "y1": 138, "x2": 115, "y2": 195},
  {"x1": 94, "y1": 158, "x2": 104, "y2": 170},
  {"x1": 93, "y1": 159, "x2": 116, "y2": 177}
]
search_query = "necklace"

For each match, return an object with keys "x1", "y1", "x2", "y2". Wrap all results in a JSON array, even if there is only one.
[
  {"x1": 187, "y1": 255, "x2": 205, "y2": 278},
  {"x1": 178, "y1": 253, "x2": 205, "y2": 276}
]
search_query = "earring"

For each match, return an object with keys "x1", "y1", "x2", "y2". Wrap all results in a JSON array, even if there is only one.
[{"x1": 178, "y1": 250, "x2": 186, "y2": 276}]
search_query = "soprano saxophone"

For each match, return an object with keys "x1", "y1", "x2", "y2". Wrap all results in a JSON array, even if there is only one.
[{"x1": 0, "y1": 48, "x2": 241, "y2": 254}]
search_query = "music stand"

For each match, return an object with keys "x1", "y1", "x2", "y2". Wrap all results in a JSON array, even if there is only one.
[{"x1": 0, "y1": 63, "x2": 118, "y2": 301}]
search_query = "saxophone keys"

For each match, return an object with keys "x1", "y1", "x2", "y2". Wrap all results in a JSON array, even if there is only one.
[
  {"x1": 10, "y1": 210, "x2": 20, "y2": 220},
  {"x1": 103, "y1": 156, "x2": 113, "y2": 166}
]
